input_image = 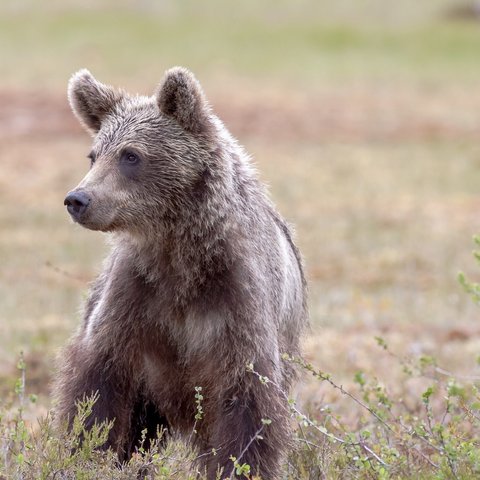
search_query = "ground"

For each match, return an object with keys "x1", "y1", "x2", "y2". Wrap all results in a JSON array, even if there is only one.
[{"x1": 1, "y1": 1, "x2": 480, "y2": 477}]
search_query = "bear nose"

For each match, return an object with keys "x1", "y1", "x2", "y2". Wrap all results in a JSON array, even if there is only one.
[{"x1": 64, "y1": 191, "x2": 90, "y2": 219}]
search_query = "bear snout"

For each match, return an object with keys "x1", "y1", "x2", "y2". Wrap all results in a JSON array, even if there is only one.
[{"x1": 64, "y1": 191, "x2": 91, "y2": 221}]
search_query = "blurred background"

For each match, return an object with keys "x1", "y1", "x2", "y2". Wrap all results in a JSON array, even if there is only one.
[{"x1": 1, "y1": 0, "x2": 480, "y2": 420}]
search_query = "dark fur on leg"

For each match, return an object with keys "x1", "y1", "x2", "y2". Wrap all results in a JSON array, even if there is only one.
[
  {"x1": 123, "y1": 393, "x2": 170, "y2": 462},
  {"x1": 197, "y1": 377, "x2": 289, "y2": 480},
  {"x1": 54, "y1": 339, "x2": 138, "y2": 457}
]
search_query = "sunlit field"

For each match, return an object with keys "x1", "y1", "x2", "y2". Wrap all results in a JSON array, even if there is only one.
[{"x1": 2, "y1": 1, "x2": 480, "y2": 478}]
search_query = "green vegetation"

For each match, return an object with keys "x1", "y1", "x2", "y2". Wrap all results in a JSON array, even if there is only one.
[
  {"x1": 1, "y1": 359, "x2": 198, "y2": 479},
  {"x1": 1, "y1": 0, "x2": 480, "y2": 89},
  {"x1": 4, "y1": 328, "x2": 480, "y2": 478}
]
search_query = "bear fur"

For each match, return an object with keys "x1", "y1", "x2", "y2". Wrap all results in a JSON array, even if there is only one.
[{"x1": 54, "y1": 67, "x2": 307, "y2": 479}]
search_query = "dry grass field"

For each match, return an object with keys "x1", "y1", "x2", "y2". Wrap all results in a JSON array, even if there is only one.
[{"x1": 2, "y1": 1, "x2": 480, "y2": 478}]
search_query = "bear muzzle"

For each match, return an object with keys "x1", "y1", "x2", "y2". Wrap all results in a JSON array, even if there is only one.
[{"x1": 64, "y1": 190, "x2": 91, "y2": 222}]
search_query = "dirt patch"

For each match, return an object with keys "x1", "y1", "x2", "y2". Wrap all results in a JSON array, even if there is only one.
[
  {"x1": 218, "y1": 85, "x2": 480, "y2": 142},
  {"x1": 1, "y1": 85, "x2": 480, "y2": 142},
  {"x1": 0, "y1": 91, "x2": 79, "y2": 139}
]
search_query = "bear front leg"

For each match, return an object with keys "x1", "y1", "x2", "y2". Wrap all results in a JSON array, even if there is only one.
[
  {"x1": 123, "y1": 393, "x2": 170, "y2": 460},
  {"x1": 53, "y1": 335, "x2": 138, "y2": 460},
  {"x1": 201, "y1": 376, "x2": 290, "y2": 480}
]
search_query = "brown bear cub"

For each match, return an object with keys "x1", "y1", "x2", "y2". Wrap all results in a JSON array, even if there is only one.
[{"x1": 55, "y1": 67, "x2": 307, "y2": 479}]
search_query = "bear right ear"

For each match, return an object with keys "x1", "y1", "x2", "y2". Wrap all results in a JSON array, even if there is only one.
[
  {"x1": 68, "y1": 69, "x2": 122, "y2": 135},
  {"x1": 156, "y1": 67, "x2": 211, "y2": 134}
]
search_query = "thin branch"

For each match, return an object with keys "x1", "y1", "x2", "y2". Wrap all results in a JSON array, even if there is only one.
[
  {"x1": 228, "y1": 426, "x2": 264, "y2": 480},
  {"x1": 247, "y1": 362, "x2": 391, "y2": 468},
  {"x1": 286, "y1": 356, "x2": 396, "y2": 435},
  {"x1": 434, "y1": 366, "x2": 480, "y2": 381},
  {"x1": 45, "y1": 260, "x2": 87, "y2": 283},
  {"x1": 359, "y1": 442, "x2": 388, "y2": 467}
]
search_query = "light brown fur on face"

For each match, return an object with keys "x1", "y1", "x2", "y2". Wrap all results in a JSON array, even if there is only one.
[{"x1": 55, "y1": 67, "x2": 308, "y2": 479}]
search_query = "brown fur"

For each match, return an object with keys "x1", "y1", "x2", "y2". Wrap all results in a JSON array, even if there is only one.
[{"x1": 54, "y1": 67, "x2": 308, "y2": 479}]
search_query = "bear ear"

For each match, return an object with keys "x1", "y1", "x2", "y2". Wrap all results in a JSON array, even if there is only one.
[
  {"x1": 156, "y1": 67, "x2": 211, "y2": 134},
  {"x1": 68, "y1": 69, "x2": 122, "y2": 135}
]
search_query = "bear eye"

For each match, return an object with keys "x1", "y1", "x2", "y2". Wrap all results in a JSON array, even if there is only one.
[
  {"x1": 87, "y1": 151, "x2": 96, "y2": 167},
  {"x1": 120, "y1": 149, "x2": 141, "y2": 166},
  {"x1": 119, "y1": 149, "x2": 142, "y2": 179},
  {"x1": 126, "y1": 152, "x2": 139, "y2": 164}
]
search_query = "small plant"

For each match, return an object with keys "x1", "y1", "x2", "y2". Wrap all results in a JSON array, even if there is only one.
[
  {"x1": 278, "y1": 348, "x2": 480, "y2": 479},
  {"x1": 229, "y1": 455, "x2": 251, "y2": 478},
  {"x1": 458, "y1": 234, "x2": 480, "y2": 305},
  {"x1": 0, "y1": 356, "x2": 202, "y2": 479}
]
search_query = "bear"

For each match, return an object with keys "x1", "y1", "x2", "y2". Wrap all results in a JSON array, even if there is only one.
[{"x1": 54, "y1": 66, "x2": 307, "y2": 479}]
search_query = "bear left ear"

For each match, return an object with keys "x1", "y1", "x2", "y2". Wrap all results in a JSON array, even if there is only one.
[
  {"x1": 68, "y1": 69, "x2": 122, "y2": 135},
  {"x1": 156, "y1": 67, "x2": 211, "y2": 134}
]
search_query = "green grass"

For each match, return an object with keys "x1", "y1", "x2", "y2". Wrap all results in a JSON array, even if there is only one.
[{"x1": 1, "y1": 1, "x2": 480, "y2": 89}]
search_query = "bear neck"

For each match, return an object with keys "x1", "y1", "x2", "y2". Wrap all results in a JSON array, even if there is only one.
[{"x1": 116, "y1": 198, "x2": 236, "y2": 304}]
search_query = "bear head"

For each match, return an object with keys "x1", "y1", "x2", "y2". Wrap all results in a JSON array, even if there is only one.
[{"x1": 64, "y1": 67, "x2": 220, "y2": 234}]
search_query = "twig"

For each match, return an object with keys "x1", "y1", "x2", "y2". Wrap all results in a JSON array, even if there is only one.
[
  {"x1": 45, "y1": 260, "x2": 87, "y2": 283},
  {"x1": 287, "y1": 355, "x2": 396, "y2": 435},
  {"x1": 228, "y1": 426, "x2": 264, "y2": 480},
  {"x1": 294, "y1": 437, "x2": 322, "y2": 449},
  {"x1": 297, "y1": 423, "x2": 313, "y2": 451},
  {"x1": 412, "y1": 446, "x2": 439, "y2": 469},
  {"x1": 247, "y1": 362, "x2": 391, "y2": 468},
  {"x1": 434, "y1": 366, "x2": 480, "y2": 381},
  {"x1": 359, "y1": 441, "x2": 388, "y2": 467}
]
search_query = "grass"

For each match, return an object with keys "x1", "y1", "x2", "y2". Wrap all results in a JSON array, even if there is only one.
[
  {"x1": 2, "y1": 1, "x2": 480, "y2": 89},
  {"x1": 2, "y1": 0, "x2": 480, "y2": 477}
]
